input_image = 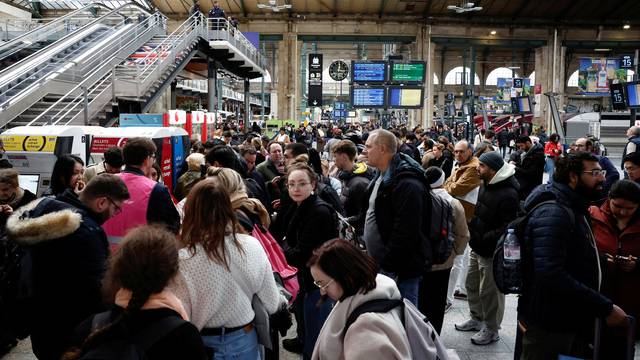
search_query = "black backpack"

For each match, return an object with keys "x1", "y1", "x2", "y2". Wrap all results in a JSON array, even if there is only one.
[
  {"x1": 492, "y1": 200, "x2": 574, "y2": 295},
  {"x1": 78, "y1": 311, "x2": 186, "y2": 360},
  {"x1": 316, "y1": 176, "x2": 345, "y2": 216},
  {"x1": 427, "y1": 191, "x2": 455, "y2": 266}
]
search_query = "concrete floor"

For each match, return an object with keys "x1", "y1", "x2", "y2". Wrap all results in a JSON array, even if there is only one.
[{"x1": 5, "y1": 295, "x2": 638, "y2": 359}]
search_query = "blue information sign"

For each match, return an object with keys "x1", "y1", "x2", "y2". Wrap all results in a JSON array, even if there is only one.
[
  {"x1": 119, "y1": 114, "x2": 164, "y2": 127},
  {"x1": 352, "y1": 87, "x2": 386, "y2": 107},
  {"x1": 352, "y1": 62, "x2": 387, "y2": 82}
]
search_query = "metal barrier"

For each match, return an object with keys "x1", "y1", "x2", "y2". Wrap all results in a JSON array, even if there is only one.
[{"x1": 206, "y1": 17, "x2": 266, "y2": 69}]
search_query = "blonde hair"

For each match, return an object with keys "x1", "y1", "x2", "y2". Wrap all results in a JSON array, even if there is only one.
[
  {"x1": 206, "y1": 167, "x2": 247, "y2": 198},
  {"x1": 186, "y1": 153, "x2": 205, "y2": 171}
]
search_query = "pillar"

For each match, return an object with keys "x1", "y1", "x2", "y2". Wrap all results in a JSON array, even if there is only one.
[
  {"x1": 244, "y1": 78, "x2": 251, "y2": 132},
  {"x1": 208, "y1": 59, "x2": 217, "y2": 113},
  {"x1": 170, "y1": 80, "x2": 177, "y2": 109}
]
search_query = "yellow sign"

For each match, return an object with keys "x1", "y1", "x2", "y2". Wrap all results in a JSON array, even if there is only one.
[{"x1": 1, "y1": 135, "x2": 57, "y2": 152}]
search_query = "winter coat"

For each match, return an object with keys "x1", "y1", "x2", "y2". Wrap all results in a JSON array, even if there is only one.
[
  {"x1": 338, "y1": 162, "x2": 374, "y2": 220},
  {"x1": 6, "y1": 190, "x2": 109, "y2": 360},
  {"x1": 544, "y1": 141, "x2": 563, "y2": 158},
  {"x1": 596, "y1": 155, "x2": 620, "y2": 193},
  {"x1": 589, "y1": 202, "x2": 640, "y2": 336},
  {"x1": 174, "y1": 169, "x2": 201, "y2": 201},
  {"x1": 518, "y1": 182, "x2": 613, "y2": 333},
  {"x1": 622, "y1": 135, "x2": 640, "y2": 168},
  {"x1": 0, "y1": 188, "x2": 36, "y2": 233},
  {"x1": 443, "y1": 157, "x2": 482, "y2": 222},
  {"x1": 514, "y1": 142, "x2": 545, "y2": 200},
  {"x1": 430, "y1": 189, "x2": 470, "y2": 271},
  {"x1": 283, "y1": 194, "x2": 338, "y2": 292},
  {"x1": 426, "y1": 151, "x2": 454, "y2": 179},
  {"x1": 361, "y1": 153, "x2": 431, "y2": 279},
  {"x1": 311, "y1": 274, "x2": 411, "y2": 360},
  {"x1": 468, "y1": 163, "x2": 520, "y2": 258},
  {"x1": 497, "y1": 130, "x2": 510, "y2": 147}
]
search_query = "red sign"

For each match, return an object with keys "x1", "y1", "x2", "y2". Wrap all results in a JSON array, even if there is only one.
[
  {"x1": 534, "y1": 84, "x2": 542, "y2": 95},
  {"x1": 90, "y1": 137, "x2": 128, "y2": 153},
  {"x1": 161, "y1": 137, "x2": 173, "y2": 191}
]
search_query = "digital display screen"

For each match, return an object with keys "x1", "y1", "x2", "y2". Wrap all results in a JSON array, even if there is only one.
[
  {"x1": 351, "y1": 87, "x2": 386, "y2": 108},
  {"x1": 626, "y1": 81, "x2": 640, "y2": 108},
  {"x1": 390, "y1": 62, "x2": 426, "y2": 83},
  {"x1": 352, "y1": 61, "x2": 387, "y2": 83},
  {"x1": 388, "y1": 87, "x2": 423, "y2": 108},
  {"x1": 19, "y1": 174, "x2": 39, "y2": 195},
  {"x1": 610, "y1": 83, "x2": 627, "y2": 110},
  {"x1": 511, "y1": 96, "x2": 532, "y2": 113}
]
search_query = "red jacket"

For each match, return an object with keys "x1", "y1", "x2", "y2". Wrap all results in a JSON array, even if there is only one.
[
  {"x1": 544, "y1": 141, "x2": 563, "y2": 158},
  {"x1": 589, "y1": 202, "x2": 640, "y2": 334}
]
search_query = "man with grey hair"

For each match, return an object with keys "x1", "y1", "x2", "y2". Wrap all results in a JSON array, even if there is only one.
[
  {"x1": 622, "y1": 126, "x2": 640, "y2": 169},
  {"x1": 361, "y1": 129, "x2": 431, "y2": 306}
]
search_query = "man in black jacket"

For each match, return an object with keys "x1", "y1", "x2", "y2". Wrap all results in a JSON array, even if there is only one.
[
  {"x1": 361, "y1": 129, "x2": 431, "y2": 306},
  {"x1": 455, "y1": 152, "x2": 519, "y2": 345},
  {"x1": 513, "y1": 136, "x2": 545, "y2": 201},
  {"x1": 6, "y1": 174, "x2": 129, "y2": 360},
  {"x1": 332, "y1": 139, "x2": 374, "y2": 226},
  {"x1": 519, "y1": 152, "x2": 628, "y2": 360}
]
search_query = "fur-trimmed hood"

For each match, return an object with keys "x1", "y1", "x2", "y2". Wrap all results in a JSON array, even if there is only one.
[{"x1": 6, "y1": 197, "x2": 82, "y2": 246}]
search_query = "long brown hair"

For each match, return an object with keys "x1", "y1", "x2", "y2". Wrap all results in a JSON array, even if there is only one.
[{"x1": 180, "y1": 178, "x2": 242, "y2": 269}]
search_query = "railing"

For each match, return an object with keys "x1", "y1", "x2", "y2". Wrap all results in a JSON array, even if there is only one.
[
  {"x1": 0, "y1": 3, "x2": 159, "y2": 110},
  {"x1": 206, "y1": 17, "x2": 266, "y2": 70},
  {"x1": 0, "y1": 3, "x2": 113, "y2": 59}
]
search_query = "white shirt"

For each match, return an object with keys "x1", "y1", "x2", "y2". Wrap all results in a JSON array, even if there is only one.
[{"x1": 171, "y1": 233, "x2": 285, "y2": 330}]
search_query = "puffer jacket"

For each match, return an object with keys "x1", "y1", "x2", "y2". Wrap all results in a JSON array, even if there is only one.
[
  {"x1": 443, "y1": 157, "x2": 482, "y2": 222},
  {"x1": 589, "y1": 202, "x2": 640, "y2": 336},
  {"x1": 361, "y1": 153, "x2": 431, "y2": 279},
  {"x1": 469, "y1": 163, "x2": 520, "y2": 258},
  {"x1": 518, "y1": 182, "x2": 613, "y2": 333},
  {"x1": 338, "y1": 162, "x2": 374, "y2": 220},
  {"x1": 514, "y1": 142, "x2": 545, "y2": 200}
]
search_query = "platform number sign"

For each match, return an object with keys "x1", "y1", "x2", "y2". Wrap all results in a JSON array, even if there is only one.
[
  {"x1": 446, "y1": 92, "x2": 455, "y2": 102},
  {"x1": 609, "y1": 83, "x2": 626, "y2": 111},
  {"x1": 513, "y1": 78, "x2": 523, "y2": 89},
  {"x1": 620, "y1": 55, "x2": 633, "y2": 69}
]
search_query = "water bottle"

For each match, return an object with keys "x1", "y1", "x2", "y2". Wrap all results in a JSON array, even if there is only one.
[{"x1": 503, "y1": 229, "x2": 521, "y2": 292}]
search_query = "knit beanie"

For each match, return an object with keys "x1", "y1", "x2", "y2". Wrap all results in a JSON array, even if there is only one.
[
  {"x1": 424, "y1": 166, "x2": 445, "y2": 188},
  {"x1": 478, "y1": 151, "x2": 504, "y2": 172}
]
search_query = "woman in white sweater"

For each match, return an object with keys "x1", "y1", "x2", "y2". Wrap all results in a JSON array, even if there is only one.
[
  {"x1": 309, "y1": 239, "x2": 412, "y2": 360},
  {"x1": 171, "y1": 179, "x2": 285, "y2": 359}
]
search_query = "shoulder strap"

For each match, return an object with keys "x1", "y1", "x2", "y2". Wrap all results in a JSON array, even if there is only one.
[
  {"x1": 343, "y1": 299, "x2": 403, "y2": 338},
  {"x1": 132, "y1": 315, "x2": 187, "y2": 352}
]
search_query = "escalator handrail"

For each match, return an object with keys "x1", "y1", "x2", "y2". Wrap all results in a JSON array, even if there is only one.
[
  {"x1": 0, "y1": 2, "x2": 161, "y2": 81},
  {"x1": 0, "y1": 3, "x2": 113, "y2": 56}
]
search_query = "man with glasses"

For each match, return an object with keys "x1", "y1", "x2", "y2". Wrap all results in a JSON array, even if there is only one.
[
  {"x1": 575, "y1": 137, "x2": 619, "y2": 193},
  {"x1": 6, "y1": 174, "x2": 129, "y2": 360},
  {"x1": 103, "y1": 138, "x2": 180, "y2": 249},
  {"x1": 623, "y1": 152, "x2": 640, "y2": 185},
  {"x1": 518, "y1": 152, "x2": 628, "y2": 360}
]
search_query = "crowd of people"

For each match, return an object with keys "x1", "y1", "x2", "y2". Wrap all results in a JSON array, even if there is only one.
[{"x1": 0, "y1": 120, "x2": 638, "y2": 360}]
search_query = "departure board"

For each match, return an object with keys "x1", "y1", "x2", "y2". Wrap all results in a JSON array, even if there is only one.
[
  {"x1": 388, "y1": 87, "x2": 424, "y2": 108},
  {"x1": 351, "y1": 87, "x2": 386, "y2": 107},
  {"x1": 352, "y1": 61, "x2": 387, "y2": 83},
  {"x1": 390, "y1": 62, "x2": 426, "y2": 83},
  {"x1": 626, "y1": 81, "x2": 640, "y2": 108}
]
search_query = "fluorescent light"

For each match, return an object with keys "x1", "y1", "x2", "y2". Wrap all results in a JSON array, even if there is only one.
[
  {"x1": 623, "y1": 24, "x2": 631, "y2": 30},
  {"x1": 490, "y1": 30, "x2": 497, "y2": 35},
  {"x1": 594, "y1": 48, "x2": 611, "y2": 52}
]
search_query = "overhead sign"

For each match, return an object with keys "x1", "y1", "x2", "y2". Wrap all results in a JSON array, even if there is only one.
[
  {"x1": 626, "y1": 81, "x2": 640, "y2": 109},
  {"x1": 308, "y1": 53, "x2": 323, "y2": 107},
  {"x1": 388, "y1": 87, "x2": 424, "y2": 108},
  {"x1": 390, "y1": 62, "x2": 426, "y2": 83},
  {"x1": 352, "y1": 61, "x2": 387, "y2": 83},
  {"x1": 351, "y1": 87, "x2": 386, "y2": 108},
  {"x1": 119, "y1": 114, "x2": 164, "y2": 127},
  {"x1": 610, "y1": 83, "x2": 627, "y2": 110},
  {"x1": 1, "y1": 135, "x2": 57, "y2": 152},
  {"x1": 620, "y1": 55, "x2": 633, "y2": 69}
]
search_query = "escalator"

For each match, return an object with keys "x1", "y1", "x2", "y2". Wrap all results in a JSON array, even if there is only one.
[
  {"x1": 0, "y1": 3, "x2": 113, "y2": 69},
  {"x1": 0, "y1": 3, "x2": 162, "y2": 127}
]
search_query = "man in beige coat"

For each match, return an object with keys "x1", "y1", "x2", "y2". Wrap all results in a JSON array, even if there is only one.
[{"x1": 419, "y1": 166, "x2": 470, "y2": 334}]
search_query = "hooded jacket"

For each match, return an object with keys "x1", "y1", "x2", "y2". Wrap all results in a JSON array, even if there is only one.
[
  {"x1": 443, "y1": 156, "x2": 482, "y2": 222},
  {"x1": 311, "y1": 274, "x2": 411, "y2": 360},
  {"x1": 338, "y1": 162, "x2": 374, "y2": 220},
  {"x1": 6, "y1": 190, "x2": 109, "y2": 359},
  {"x1": 514, "y1": 142, "x2": 545, "y2": 200},
  {"x1": 469, "y1": 163, "x2": 520, "y2": 258},
  {"x1": 518, "y1": 182, "x2": 613, "y2": 333},
  {"x1": 361, "y1": 153, "x2": 431, "y2": 279}
]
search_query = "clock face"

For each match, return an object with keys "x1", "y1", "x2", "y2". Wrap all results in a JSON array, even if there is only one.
[{"x1": 329, "y1": 60, "x2": 349, "y2": 81}]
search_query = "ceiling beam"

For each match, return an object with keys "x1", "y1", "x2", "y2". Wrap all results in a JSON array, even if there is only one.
[
  {"x1": 511, "y1": 0, "x2": 529, "y2": 20},
  {"x1": 333, "y1": 0, "x2": 337, "y2": 17},
  {"x1": 239, "y1": 0, "x2": 247, "y2": 17},
  {"x1": 0, "y1": 0, "x2": 30, "y2": 13},
  {"x1": 554, "y1": 0, "x2": 581, "y2": 22},
  {"x1": 422, "y1": 0, "x2": 431, "y2": 19},
  {"x1": 378, "y1": 0, "x2": 388, "y2": 19},
  {"x1": 600, "y1": 0, "x2": 630, "y2": 22}
]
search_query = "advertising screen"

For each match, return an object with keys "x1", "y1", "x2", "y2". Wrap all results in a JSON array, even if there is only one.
[
  {"x1": 351, "y1": 87, "x2": 386, "y2": 108},
  {"x1": 388, "y1": 87, "x2": 424, "y2": 108},
  {"x1": 577, "y1": 58, "x2": 628, "y2": 96},
  {"x1": 626, "y1": 81, "x2": 640, "y2": 108},
  {"x1": 390, "y1": 62, "x2": 426, "y2": 83},
  {"x1": 610, "y1": 83, "x2": 627, "y2": 110},
  {"x1": 511, "y1": 96, "x2": 532, "y2": 114},
  {"x1": 351, "y1": 61, "x2": 387, "y2": 83}
]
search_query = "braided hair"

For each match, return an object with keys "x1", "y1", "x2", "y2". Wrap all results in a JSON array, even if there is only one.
[{"x1": 62, "y1": 226, "x2": 179, "y2": 360}]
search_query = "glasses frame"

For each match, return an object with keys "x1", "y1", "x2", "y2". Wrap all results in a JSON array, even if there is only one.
[
  {"x1": 313, "y1": 278, "x2": 334, "y2": 291},
  {"x1": 106, "y1": 197, "x2": 122, "y2": 215},
  {"x1": 582, "y1": 169, "x2": 606, "y2": 177}
]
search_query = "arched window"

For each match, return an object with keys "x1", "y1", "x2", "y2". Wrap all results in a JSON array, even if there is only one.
[
  {"x1": 567, "y1": 70, "x2": 579, "y2": 87},
  {"x1": 485, "y1": 67, "x2": 520, "y2": 86},
  {"x1": 444, "y1": 66, "x2": 481, "y2": 85},
  {"x1": 528, "y1": 71, "x2": 535, "y2": 85},
  {"x1": 433, "y1": 73, "x2": 439, "y2": 85}
]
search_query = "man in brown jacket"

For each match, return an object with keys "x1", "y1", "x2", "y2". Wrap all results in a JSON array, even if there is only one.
[{"x1": 443, "y1": 139, "x2": 482, "y2": 301}]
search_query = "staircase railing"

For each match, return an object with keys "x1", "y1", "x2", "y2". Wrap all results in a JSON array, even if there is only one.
[{"x1": 206, "y1": 16, "x2": 266, "y2": 70}]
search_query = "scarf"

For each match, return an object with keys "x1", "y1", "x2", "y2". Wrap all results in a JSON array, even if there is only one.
[
  {"x1": 230, "y1": 190, "x2": 271, "y2": 227},
  {"x1": 115, "y1": 288, "x2": 189, "y2": 321}
]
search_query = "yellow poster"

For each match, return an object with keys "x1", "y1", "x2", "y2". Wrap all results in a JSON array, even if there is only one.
[{"x1": 1, "y1": 135, "x2": 57, "y2": 152}]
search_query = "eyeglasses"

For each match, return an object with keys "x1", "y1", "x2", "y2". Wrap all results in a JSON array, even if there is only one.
[
  {"x1": 286, "y1": 182, "x2": 311, "y2": 190},
  {"x1": 313, "y1": 279, "x2": 334, "y2": 291},
  {"x1": 106, "y1": 197, "x2": 122, "y2": 215},
  {"x1": 583, "y1": 169, "x2": 606, "y2": 177}
]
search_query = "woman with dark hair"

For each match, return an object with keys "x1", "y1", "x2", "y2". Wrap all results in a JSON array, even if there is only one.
[
  {"x1": 544, "y1": 133, "x2": 563, "y2": 177},
  {"x1": 48, "y1": 154, "x2": 85, "y2": 196},
  {"x1": 171, "y1": 179, "x2": 285, "y2": 359},
  {"x1": 62, "y1": 226, "x2": 207, "y2": 360},
  {"x1": 309, "y1": 239, "x2": 411, "y2": 359},
  {"x1": 589, "y1": 179, "x2": 640, "y2": 358},
  {"x1": 425, "y1": 143, "x2": 453, "y2": 179},
  {"x1": 281, "y1": 162, "x2": 338, "y2": 359}
]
